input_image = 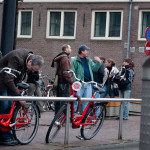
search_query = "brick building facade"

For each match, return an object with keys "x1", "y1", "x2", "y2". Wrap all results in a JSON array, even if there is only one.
[{"x1": 0, "y1": 0, "x2": 150, "y2": 99}]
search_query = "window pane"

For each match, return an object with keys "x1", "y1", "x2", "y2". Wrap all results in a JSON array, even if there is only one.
[
  {"x1": 109, "y1": 12, "x2": 121, "y2": 37},
  {"x1": 63, "y1": 12, "x2": 75, "y2": 36},
  {"x1": 141, "y1": 12, "x2": 150, "y2": 38},
  {"x1": 94, "y1": 12, "x2": 106, "y2": 37},
  {"x1": 50, "y1": 12, "x2": 61, "y2": 36},
  {"x1": 21, "y1": 12, "x2": 31, "y2": 35}
]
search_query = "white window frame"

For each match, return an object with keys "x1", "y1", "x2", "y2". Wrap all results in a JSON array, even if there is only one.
[
  {"x1": 91, "y1": 10, "x2": 123, "y2": 40},
  {"x1": 138, "y1": 10, "x2": 150, "y2": 41},
  {"x1": 17, "y1": 10, "x2": 33, "y2": 38},
  {"x1": 46, "y1": 10, "x2": 77, "y2": 39}
]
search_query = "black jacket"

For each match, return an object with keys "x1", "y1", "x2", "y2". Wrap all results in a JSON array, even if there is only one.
[{"x1": 93, "y1": 60, "x2": 104, "y2": 84}]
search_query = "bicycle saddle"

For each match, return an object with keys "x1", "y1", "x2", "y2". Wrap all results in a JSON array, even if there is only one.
[
  {"x1": 93, "y1": 84, "x2": 105, "y2": 94},
  {"x1": 17, "y1": 83, "x2": 30, "y2": 90}
]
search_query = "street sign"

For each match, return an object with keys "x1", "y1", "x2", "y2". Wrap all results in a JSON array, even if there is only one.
[
  {"x1": 145, "y1": 41, "x2": 150, "y2": 56},
  {"x1": 145, "y1": 27, "x2": 150, "y2": 41}
]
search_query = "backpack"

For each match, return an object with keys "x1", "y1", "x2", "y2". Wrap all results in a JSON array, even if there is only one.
[{"x1": 113, "y1": 67, "x2": 129, "y2": 90}]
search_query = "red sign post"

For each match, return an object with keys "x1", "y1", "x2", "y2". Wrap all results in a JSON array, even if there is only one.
[{"x1": 145, "y1": 41, "x2": 150, "y2": 56}]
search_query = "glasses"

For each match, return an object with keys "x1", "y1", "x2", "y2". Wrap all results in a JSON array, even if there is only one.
[{"x1": 30, "y1": 65, "x2": 40, "y2": 72}]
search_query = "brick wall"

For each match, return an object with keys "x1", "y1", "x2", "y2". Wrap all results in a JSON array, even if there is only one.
[{"x1": 0, "y1": 2, "x2": 148, "y2": 98}]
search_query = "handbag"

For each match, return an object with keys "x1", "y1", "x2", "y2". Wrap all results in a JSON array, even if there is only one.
[
  {"x1": 53, "y1": 62, "x2": 60, "y2": 90},
  {"x1": 53, "y1": 75, "x2": 58, "y2": 90}
]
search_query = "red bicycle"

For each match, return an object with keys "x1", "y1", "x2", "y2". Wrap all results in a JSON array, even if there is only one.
[
  {"x1": 45, "y1": 70, "x2": 107, "y2": 143},
  {"x1": 0, "y1": 68, "x2": 39, "y2": 145}
]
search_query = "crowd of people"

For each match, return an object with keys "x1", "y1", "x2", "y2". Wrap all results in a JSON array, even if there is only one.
[{"x1": 0, "y1": 44, "x2": 135, "y2": 146}]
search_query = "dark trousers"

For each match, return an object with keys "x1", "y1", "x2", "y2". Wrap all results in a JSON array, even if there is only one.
[{"x1": 54, "y1": 82, "x2": 70, "y2": 115}]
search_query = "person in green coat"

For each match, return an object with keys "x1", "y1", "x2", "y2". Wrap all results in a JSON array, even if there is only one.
[{"x1": 71, "y1": 45, "x2": 102, "y2": 112}]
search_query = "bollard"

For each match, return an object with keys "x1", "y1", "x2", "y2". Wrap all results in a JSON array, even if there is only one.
[{"x1": 139, "y1": 56, "x2": 150, "y2": 150}]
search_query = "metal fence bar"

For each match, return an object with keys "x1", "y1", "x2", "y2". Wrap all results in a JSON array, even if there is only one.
[
  {"x1": 118, "y1": 102, "x2": 123, "y2": 139},
  {"x1": 64, "y1": 102, "x2": 70, "y2": 145},
  {"x1": 0, "y1": 96, "x2": 142, "y2": 144}
]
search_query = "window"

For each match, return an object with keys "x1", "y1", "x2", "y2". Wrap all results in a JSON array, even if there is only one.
[
  {"x1": 138, "y1": 10, "x2": 150, "y2": 41},
  {"x1": 47, "y1": 10, "x2": 77, "y2": 39},
  {"x1": 17, "y1": 10, "x2": 33, "y2": 38},
  {"x1": 91, "y1": 10, "x2": 123, "y2": 40}
]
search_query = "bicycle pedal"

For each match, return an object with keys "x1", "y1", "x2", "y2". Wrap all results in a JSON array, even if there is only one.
[
  {"x1": 54, "y1": 121, "x2": 61, "y2": 126},
  {"x1": 76, "y1": 135, "x2": 83, "y2": 140}
]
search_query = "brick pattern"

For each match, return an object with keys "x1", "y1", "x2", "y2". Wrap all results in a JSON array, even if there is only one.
[{"x1": 0, "y1": 2, "x2": 149, "y2": 98}]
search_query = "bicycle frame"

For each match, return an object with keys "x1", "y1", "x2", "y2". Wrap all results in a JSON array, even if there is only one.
[{"x1": 0, "y1": 101, "x2": 31, "y2": 132}]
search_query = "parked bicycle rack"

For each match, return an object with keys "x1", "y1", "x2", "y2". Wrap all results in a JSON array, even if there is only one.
[{"x1": 0, "y1": 96, "x2": 142, "y2": 145}]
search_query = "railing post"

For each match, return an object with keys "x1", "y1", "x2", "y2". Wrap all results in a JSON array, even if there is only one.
[
  {"x1": 64, "y1": 102, "x2": 70, "y2": 145},
  {"x1": 118, "y1": 102, "x2": 123, "y2": 139}
]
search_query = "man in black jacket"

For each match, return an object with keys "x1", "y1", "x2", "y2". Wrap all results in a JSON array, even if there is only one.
[{"x1": 93, "y1": 56, "x2": 105, "y2": 98}]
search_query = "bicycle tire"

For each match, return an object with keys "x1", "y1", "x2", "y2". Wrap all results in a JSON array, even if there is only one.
[
  {"x1": 81, "y1": 103, "x2": 105, "y2": 140},
  {"x1": 45, "y1": 104, "x2": 67, "y2": 143},
  {"x1": 12, "y1": 103, "x2": 39, "y2": 145}
]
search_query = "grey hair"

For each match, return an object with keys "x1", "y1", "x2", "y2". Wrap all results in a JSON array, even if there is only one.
[{"x1": 28, "y1": 54, "x2": 44, "y2": 68}]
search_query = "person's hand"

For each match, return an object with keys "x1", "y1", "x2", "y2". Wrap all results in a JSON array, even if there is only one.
[
  {"x1": 19, "y1": 101, "x2": 26, "y2": 106},
  {"x1": 94, "y1": 56, "x2": 101, "y2": 62}
]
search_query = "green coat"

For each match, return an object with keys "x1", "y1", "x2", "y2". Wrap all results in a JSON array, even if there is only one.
[{"x1": 71, "y1": 55, "x2": 101, "y2": 82}]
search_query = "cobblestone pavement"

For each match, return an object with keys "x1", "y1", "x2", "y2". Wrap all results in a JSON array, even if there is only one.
[{"x1": 0, "y1": 111, "x2": 141, "y2": 150}]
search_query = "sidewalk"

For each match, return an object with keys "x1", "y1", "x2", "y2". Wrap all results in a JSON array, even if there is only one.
[{"x1": 0, "y1": 111, "x2": 141, "y2": 150}]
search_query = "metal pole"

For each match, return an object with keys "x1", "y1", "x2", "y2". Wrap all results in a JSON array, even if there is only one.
[
  {"x1": 0, "y1": 0, "x2": 17, "y2": 55},
  {"x1": 64, "y1": 102, "x2": 70, "y2": 145},
  {"x1": 126, "y1": 0, "x2": 133, "y2": 58},
  {"x1": 118, "y1": 102, "x2": 123, "y2": 139}
]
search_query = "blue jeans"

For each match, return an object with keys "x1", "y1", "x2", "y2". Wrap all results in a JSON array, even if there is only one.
[
  {"x1": 0, "y1": 90, "x2": 13, "y2": 141},
  {"x1": 119, "y1": 90, "x2": 131, "y2": 119},
  {"x1": 74, "y1": 84, "x2": 92, "y2": 112},
  {"x1": 100, "y1": 84, "x2": 114, "y2": 98}
]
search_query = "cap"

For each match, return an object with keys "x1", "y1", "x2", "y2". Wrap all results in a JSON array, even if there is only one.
[{"x1": 79, "y1": 45, "x2": 90, "y2": 52}]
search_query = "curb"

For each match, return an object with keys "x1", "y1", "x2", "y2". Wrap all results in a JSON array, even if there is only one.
[{"x1": 66, "y1": 141, "x2": 139, "y2": 150}]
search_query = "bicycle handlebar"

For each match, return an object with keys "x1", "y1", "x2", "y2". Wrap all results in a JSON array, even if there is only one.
[
  {"x1": 0, "y1": 67, "x2": 21, "y2": 78},
  {"x1": 64, "y1": 70, "x2": 102, "y2": 87}
]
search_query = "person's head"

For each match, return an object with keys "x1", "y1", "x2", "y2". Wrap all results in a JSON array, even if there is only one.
[
  {"x1": 78, "y1": 45, "x2": 90, "y2": 57},
  {"x1": 105, "y1": 58, "x2": 115, "y2": 67},
  {"x1": 100, "y1": 56, "x2": 105, "y2": 63},
  {"x1": 26, "y1": 54, "x2": 44, "y2": 72},
  {"x1": 124, "y1": 58, "x2": 135, "y2": 69},
  {"x1": 62, "y1": 44, "x2": 72, "y2": 54}
]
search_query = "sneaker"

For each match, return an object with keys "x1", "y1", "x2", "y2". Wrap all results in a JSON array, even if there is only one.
[{"x1": 0, "y1": 138, "x2": 18, "y2": 146}]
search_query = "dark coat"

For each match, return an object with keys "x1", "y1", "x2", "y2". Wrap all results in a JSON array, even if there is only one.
[
  {"x1": 0, "y1": 49, "x2": 33, "y2": 96},
  {"x1": 93, "y1": 60, "x2": 104, "y2": 84},
  {"x1": 53, "y1": 52, "x2": 73, "y2": 84},
  {"x1": 27, "y1": 71, "x2": 39, "y2": 84}
]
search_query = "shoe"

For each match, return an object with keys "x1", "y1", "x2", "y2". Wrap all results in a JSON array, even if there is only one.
[
  {"x1": 0, "y1": 139, "x2": 18, "y2": 146},
  {"x1": 76, "y1": 135, "x2": 83, "y2": 140},
  {"x1": 123, "y1": 118, "x2": 128, "y2": 120}
]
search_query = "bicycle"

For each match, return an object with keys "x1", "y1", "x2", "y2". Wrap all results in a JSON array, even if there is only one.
[
  {"x1": 38, "y1": 74, "x2": 56, "y2": 111},
  {"x1": 0, "y1": 68, "x2": 39, "y2": 145},
  {"x1": 45, "y1": 69, "x2": 107, "y2": 143}
]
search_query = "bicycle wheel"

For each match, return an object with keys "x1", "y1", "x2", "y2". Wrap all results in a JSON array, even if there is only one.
[
  {"x1": 81, "y1": 103, "x2": 105, "y2": 140},
  {"x1": 12, "y1": 102, "x2": 39, "y2": 144},
  {"x1": 45, "y1": 104, "x2": 67, "y2": 143}
]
